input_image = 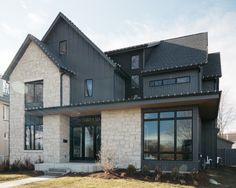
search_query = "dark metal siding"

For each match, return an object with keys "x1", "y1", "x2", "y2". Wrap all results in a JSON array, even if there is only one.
[
  {"x1": 44, "y1": 18, "x2": 123, "y2": 103},
  {"x1": 217, "y1": 138, "x2": 233, "y2": 149},
  {"x1": 143, "y1": 70, "x2": 199, "y2": 97},
  {"x1": 113, "y1": 73, "x2": 125, "y2": 99},
  {"x1": 202, "y1": 80, "x2": 216, "y2": 91}
]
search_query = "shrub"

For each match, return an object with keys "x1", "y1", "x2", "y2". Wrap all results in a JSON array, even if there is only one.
[
  {"x1": 10, "y1": 159, "x2": 34, "y2": 171},
  {"x1": 127, "y1": 164, "x2": 136, "y2": 176},
  {"x1": 154, "y1": 166, "x2": 162, "y2": 181},
  {"x1": 171, "y1": 167, "x2": 180, "y2": 181},
  {"x1": 23, "y1": 158, "x2": 34, "y2": 170},
  {"x1": 97, "y1": 148, "x2": 116, "y2": 174},
  {"x1": 10, "y1": 160, "x2": 23, "y2": 171},
  {"x1": 0, "y1": 159, "x2": 10, "y2": 172},
  {"x1": 142, "y1": 165, "x2": 150, "y2": 175}
]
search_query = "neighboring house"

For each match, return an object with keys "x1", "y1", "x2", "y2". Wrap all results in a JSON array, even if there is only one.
[
  {"x1": 2, "y1": 12, "x2": 221, "y2": 172},
  {"x1": 222, "y1": 133, "x2": 236, "y2": 149},
  {"x1": 217, "y1": 136, "x2": 233, "y2": 149},
  {"x1": 0, "y1": 76, "x2": 9, "y2": 162}
]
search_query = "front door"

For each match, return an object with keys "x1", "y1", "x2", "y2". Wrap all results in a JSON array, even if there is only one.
[{"x1": 70, "y1": 116, "x2": 101, "y2": 161}]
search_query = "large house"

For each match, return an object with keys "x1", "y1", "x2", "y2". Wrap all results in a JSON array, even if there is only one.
[
  {"x1": 3, "y1": 12, "x2": 221, "y2": 172},
  {"x1": 0, "y1": 76, "x2": 9, "y2": 162}
]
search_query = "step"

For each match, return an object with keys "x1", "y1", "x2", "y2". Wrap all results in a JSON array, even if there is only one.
[{"x1": 45, "y1": 168, "x2": 71, "y2": 176}]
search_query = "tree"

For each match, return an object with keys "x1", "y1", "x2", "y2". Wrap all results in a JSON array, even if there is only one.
[{"x1": 217, "y1": 91, "x2": 236, "y2": 135}]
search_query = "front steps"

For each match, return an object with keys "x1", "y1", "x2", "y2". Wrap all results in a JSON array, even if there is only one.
[
  {"x1": 44, "y1": 168, "x2": 71, "y2": 176},
  {"x1": 35, "y1": 163, "x2": 102, "y2": 173}
]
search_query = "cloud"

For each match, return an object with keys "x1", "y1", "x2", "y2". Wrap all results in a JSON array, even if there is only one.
[
  {"x1": 27, "y1": 12, "x2": 46, "y2": 30},
  {"x1": 0, "y1": 23, "x2": 24, "y2": 39},
  {"x1": 0, "y1": 50, "x2": 15, "y2": 75}
]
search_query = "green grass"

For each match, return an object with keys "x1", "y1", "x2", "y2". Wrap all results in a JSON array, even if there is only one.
[
  {"x1": 0, "y1": 171, "x2": 38, "y2": 182},
  {"x1": 17, "y1": 176, "x2": 193, "y2": 188}
]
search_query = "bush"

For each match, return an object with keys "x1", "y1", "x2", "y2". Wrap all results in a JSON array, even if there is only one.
[
  {"x1": 97, "y1": 149, "x2": 116, "y2": 174},
  {"x1": 127, "y1": 164, "x2": 136, "y2": 176},
  {"x1": 10, "y1": 159, "x2": 34, "y2": 171},
  {"x1": 154, "y1": 166, "x2": 162, "y2": 181},
  {"x1": 0, "y1": 159, "x2": 10, "y2": 172},
  {"x1": 22, "y1": 158, "x2": 34, "y2": 170},
  {"x1": 171, "y1": 167, "x2": 180, "y2": 181},
  {"x1": 10, "y1": 160, "x2": 23, "y2": 171},
  {"x1": 142, "y1": 165, "x2": 150, "y2": 175}
]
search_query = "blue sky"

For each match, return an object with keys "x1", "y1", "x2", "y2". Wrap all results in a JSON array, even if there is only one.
[{"x1": 1, "y1": 0, "x2": 236, "y2": 132}]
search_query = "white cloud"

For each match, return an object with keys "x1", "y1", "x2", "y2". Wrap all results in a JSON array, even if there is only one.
[
  {"x1": 27, "y1": 12, "x2": 46, "y2": 30},
  {"x1": 0, "y1": 23, "x2": 24, "y2": 39},
  {"x1": 0, "y1": 50, "x2": 15, "y2": 75}
]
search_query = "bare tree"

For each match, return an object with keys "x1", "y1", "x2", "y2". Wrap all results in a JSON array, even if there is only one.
[{"x1": 217, "y1": 90, "x2": 236, "y2": 135}]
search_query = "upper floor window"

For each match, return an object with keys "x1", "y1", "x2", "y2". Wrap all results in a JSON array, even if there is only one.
[
  {"x1": 59, "y1": 40, "x2": 67, "y2": 55},
  {"x1": 3, "y1": 105, "x2": 9, "y2": 121},
  {"x1": 131, "y1": 55, "x2": 139, "y2": 69},
  {"x1": 149, "y1": 76, "x2": 190, "y2": 87},
  {"x1": 25, "y1": 80, "x2": 43, "y2": 108},
  {"x1": 176, "y1": 76, "x2": 190, "y2": 84},
  {"x1": 131, "y1": 75, "x2": 139, "y2": 89},
  {"x1": 85, "y1": 79, "x2": 93, "y2": 97}
]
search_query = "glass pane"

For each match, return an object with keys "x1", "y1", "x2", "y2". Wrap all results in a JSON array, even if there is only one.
[
  {"x1": 149, "y1": 81, "x2": 155, "y2": 87},
  {"x1": 25, "y1": 84, "x2": 34, "y2": 104},
  {"x1": 144, "y1": 113, "x2": 158, "y2": 119},
  {"x1": 96, "y1": 126, "x2": 101, "y2": 158},
  {"x1": 160, "y1": 154, "x2": 174, "y2": 160},
  {"x1": 25, "y1": 126, "x2": 31, "y2": 150},
  {"x1": 177, "y1": 110, "x2": 192, "y2": 118},
  {"x1": 59, "y1": 41, "x2": 67, "y2": 54},
  {"x1": 160, "y1": 120, "x2": 174, "y2": 152},
  {"x1": 73, "y1": 127, "x2": 83, "y2": 158},
  {"x1": 163, "y1": 78, "x2": 176, "y2": 85},
  {"x1": 176, "y1": 119, "x2": 192, "y2": 152},
  {"x1": 176, "y1": 153, "x2": 192, "y2": 161},
  {"x1": 144, "y1": 121, "x2": 158, "y2": 153},
  {"x1": 85, "y1": 126, "x2": 94, "y2": 158},
  {"x1": 131, "y1": 55, "x2": 139, "y2": 69},
  {"x1": 131, "y1": 75, "x2": 139, "y2": 89},
  {"x1": 31, "y1": 125, "x2": 34, "y2": 149},
  {"x1": 35, "y1": 125, "x2": 43, "y2": 150},
  {"x1": 154, "y1": 80, "x2": 163, "y2": 86},
  {"x1": 144, "y1": 153, "x2": 158, "y2": 160},
  {"x1": 85, "y1": 79, "x2": 93, "y2": 97},
  {"x1": 160, "y1": 112, "x2": 174, "y2": 119},
  {"x1": 176, "y1": 77, "x2": 190, "y2": 84},
  {"x1": 35, "y1": 83, "x2": 43, "y2": 103}
]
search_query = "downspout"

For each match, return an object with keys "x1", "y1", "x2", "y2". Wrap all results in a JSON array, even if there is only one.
[{"x1": 60, "y1": 72, "x2": 65, "y2": 106}]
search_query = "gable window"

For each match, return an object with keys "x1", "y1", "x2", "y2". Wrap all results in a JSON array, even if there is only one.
[
  {"x1": 131, "y1": 55, "x2": 139, "y2": 69},
  {"x1": 149, "y1": 76, "x2": 191, "y2": 87},
  {"x1": 59, "y1": 40, "x2": 67, "y2": 55},
  {"x1": 163, "y1": 78, "x2": 176, "y2": 85},
  {"x1": 85, "y1": 79, "x2": 93, "y2": 97},
  {"x1": 143, "y1": 110, "x2": 193, "y2": 161},
  {"x1": 3, "y1": 105, "x2": 9, "y2": 121},
  {"x1": 176, "y1": 76, "x2": 190, "y2": 84},
  {"x1": 25, "y1": 80, "x2": 43, "y2": 108},
  {"x1": 131, "y1": 75, "x2": 139, "y2": 89},
  {"x1": 25, "y1": 115, "x2": 43, "y2": 150}
]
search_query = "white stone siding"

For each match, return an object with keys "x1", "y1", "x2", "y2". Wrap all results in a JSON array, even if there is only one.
[
  {"x1": 62, "y1": 74, "x2": 70, "y2": 106},
  {"x1": 101, "y1": 108, "x2": 141, "y2": 169},
  {"x1": 9, "y1": 41, "x2": 68, "y2": 163},
  {"x1": 43, "y1": 115, "x2": 70, "y2": 163}
]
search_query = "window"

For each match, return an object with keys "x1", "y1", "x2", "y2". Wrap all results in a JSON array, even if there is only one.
[
  {"x1": 25, "y1": 80, "x2": 43, "y2": 107},
  {"x1": 85, "y1": 79, "x2": 93, "y2": 97},
  {"x1": 131, "y1": 55, "x2": 139, "y2": 69},
  {"x1": 149, "y1": 76, "x2": 191, "y2": 87},
  {"x1": 3, "y1": 105, "x2": 9, "y2": 121},
  {"x1": 25, "y1": 115, "x2": 43, "y2": 150},
  {"x1": 131, "y1": 75, "x2": 139, "y2": 89},
  {"x1": 143, "y1": 110, "x2": 193, "y2": 161},
  {"x1": 59, "y1": 40, "x2": 67, "y2": 55}
]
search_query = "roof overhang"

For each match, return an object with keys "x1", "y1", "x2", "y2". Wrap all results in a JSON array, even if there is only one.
[{"x1": 26, "y1": 91, "x2": 221, "y2": 120}]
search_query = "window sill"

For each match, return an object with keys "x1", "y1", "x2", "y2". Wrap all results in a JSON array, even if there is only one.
[{"x1": 24, "y1": 150, "x2": 43, "y2": 153}]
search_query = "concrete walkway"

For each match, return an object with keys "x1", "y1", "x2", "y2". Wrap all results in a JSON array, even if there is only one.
[{"x1": 0, "y1": 175, "x2": 57, "y2": 188}]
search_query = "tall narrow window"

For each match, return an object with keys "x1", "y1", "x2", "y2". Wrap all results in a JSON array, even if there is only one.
[
  {"x1": 85, "y1": 79, "x2": 93, "y2": 97},
  {"x1": 131, "y1": 55, "x2": 139, "y2": 69},
  {"x1": 131, "y1": 75, "x2": 139, "y2": 89},
  {"x1": 3, "y1": 105, "x2": 9, "y2": 121},
  {"x1": 25, "y1": 80, "x2": 43, "y2": 108},
  {"x1": 59, "y1": 40, "x2": 67, "y2": 55}
]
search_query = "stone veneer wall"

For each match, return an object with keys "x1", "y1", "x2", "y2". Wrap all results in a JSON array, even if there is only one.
[
  {"x1": 101, "y1": 108, "x2": 141, "y2": 169},
  {"x1": 9, "y1": 41, "x2": 70, "y2": 163}
]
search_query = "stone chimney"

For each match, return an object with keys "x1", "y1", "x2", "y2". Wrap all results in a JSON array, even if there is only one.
[{"x1": 0, "y1": 75, "x2": 3, "y2": 97}]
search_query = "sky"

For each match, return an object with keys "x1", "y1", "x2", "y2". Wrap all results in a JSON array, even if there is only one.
[{"x1": 0, "y1": 0, "x2": 236, "y2": 132}]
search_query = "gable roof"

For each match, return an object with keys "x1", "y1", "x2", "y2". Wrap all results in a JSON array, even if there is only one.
[
  {"x1": 3, "y1": 34, "x2": 75, "y2": 81},
  {"x1": 202, "y1": 52, "x2": 222, "y2": 79},
  {"x1": 42, "y1": 12, "x2": 118, "y2": 70},
  {"x1": 143, "y1": 33, "x2": 208, "y2": 73}
]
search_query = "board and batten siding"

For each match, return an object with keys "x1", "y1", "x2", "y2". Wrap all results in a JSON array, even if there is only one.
[{"x1": 143, "y1": 70, "x2": 199, "y2": 97}]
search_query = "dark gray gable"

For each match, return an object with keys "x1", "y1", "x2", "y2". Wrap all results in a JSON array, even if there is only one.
[
  {"x1": 143, "y1": 33, "x2": 208, "y2": 73},
  {"x1": 2, "y1": 34, "x2": 75, "y2": 81},
  {"x1": 203, "y1": 52, "x2": 222, "y2": 79},
  {"x1": 42, "y1": 12, "x2": 117, "y2": 69}
]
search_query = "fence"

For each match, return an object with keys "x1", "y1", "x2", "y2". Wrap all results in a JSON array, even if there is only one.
[{"x1": 218, "y1": 149, "x2": 236, "y2": 166}]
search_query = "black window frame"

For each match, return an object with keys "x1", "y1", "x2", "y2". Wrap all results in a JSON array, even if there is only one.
[
  {"x1": 25, "y1": 80, "x2": 43, "y2": 108},
  {"x1": 142, "y1": 109, "x2": 193, "y2": 161},
  {"x1": 84, "y1": 79, "x2": 93, "y2": 97},
  {"x1": 149, "y1": 76, "x2": 191, "y2": 87},
  {"x1": 59, "y1": 40, "x2": 67, "y2": 55}
]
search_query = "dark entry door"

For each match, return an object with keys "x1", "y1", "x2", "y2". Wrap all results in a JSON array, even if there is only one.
[{"x1": 71, "y1": 125, "x2": 101, "y2": 161}]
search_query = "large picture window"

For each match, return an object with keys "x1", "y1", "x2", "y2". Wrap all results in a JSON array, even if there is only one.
[
  {"x1": 25, "y1": 80, "x2": 43, "y2": 108},
  {"x1": 25, "y1": 115, "x2": 43, "y2": 150},
  {"x1": 143, "y1": 110, "x2": 192, "y2": 161}
]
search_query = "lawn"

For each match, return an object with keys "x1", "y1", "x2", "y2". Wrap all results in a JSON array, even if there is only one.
[{"x1": 0, "y1": 171, "x2": 40, "y2": 182}]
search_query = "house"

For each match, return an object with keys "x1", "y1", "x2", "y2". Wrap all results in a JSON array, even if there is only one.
[
  {"x1": 2, "y1": 12, "x2": 221, "y2": 172},
  {"x1": 217, "y1": 136, "x2": 233, "y2": 149},
  {"x1": 221, "y1": 133, "x2": 236, "y2": 149},
  {"x1": 0, "y1": 76, "x2": 9, "y2": 162}
]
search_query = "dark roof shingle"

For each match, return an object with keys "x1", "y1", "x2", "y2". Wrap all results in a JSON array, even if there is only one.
[{"x1": 203, "y1": 52, "x2": 222, "y2": 79}]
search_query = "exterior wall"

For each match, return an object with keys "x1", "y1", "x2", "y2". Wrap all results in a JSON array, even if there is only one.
[
  {"x1": 142, "y1": 106, "x2": 200, "y2": 171},
  {"x1": 9, "y1": 42, "x2": 64, "y2": 163},
  {"x1": 62, "y1": 74, "x2": 70, "y2": 106},
  {"x1": 114, "y1": 73, "x2": 125, "y2": 99},
  {"x1": 101, "y1": 108, "x2": 141, "y2": 169},
  {"x1": 44, "y1": 115, "x2": 70, "y2": 163},
  {"x1": 44, "y1": 18, "x2": 119, "y2": 103},
  {"x1": 217, "y1": 138, "x2": 233, "y2": 149},
  {"x1": 143, "y1": 70, "x2": 199, "y2": 97},
  {"x1": 0, "y1": 102, "x2": 9, "y2": 161},
  {"x1": 202, "y1": 80, "x2": 216, "y2": 91}
]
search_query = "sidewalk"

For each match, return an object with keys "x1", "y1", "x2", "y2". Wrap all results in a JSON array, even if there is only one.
[{"x1": 0, "y1": 175, "x2": 56, "y2": 188}]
